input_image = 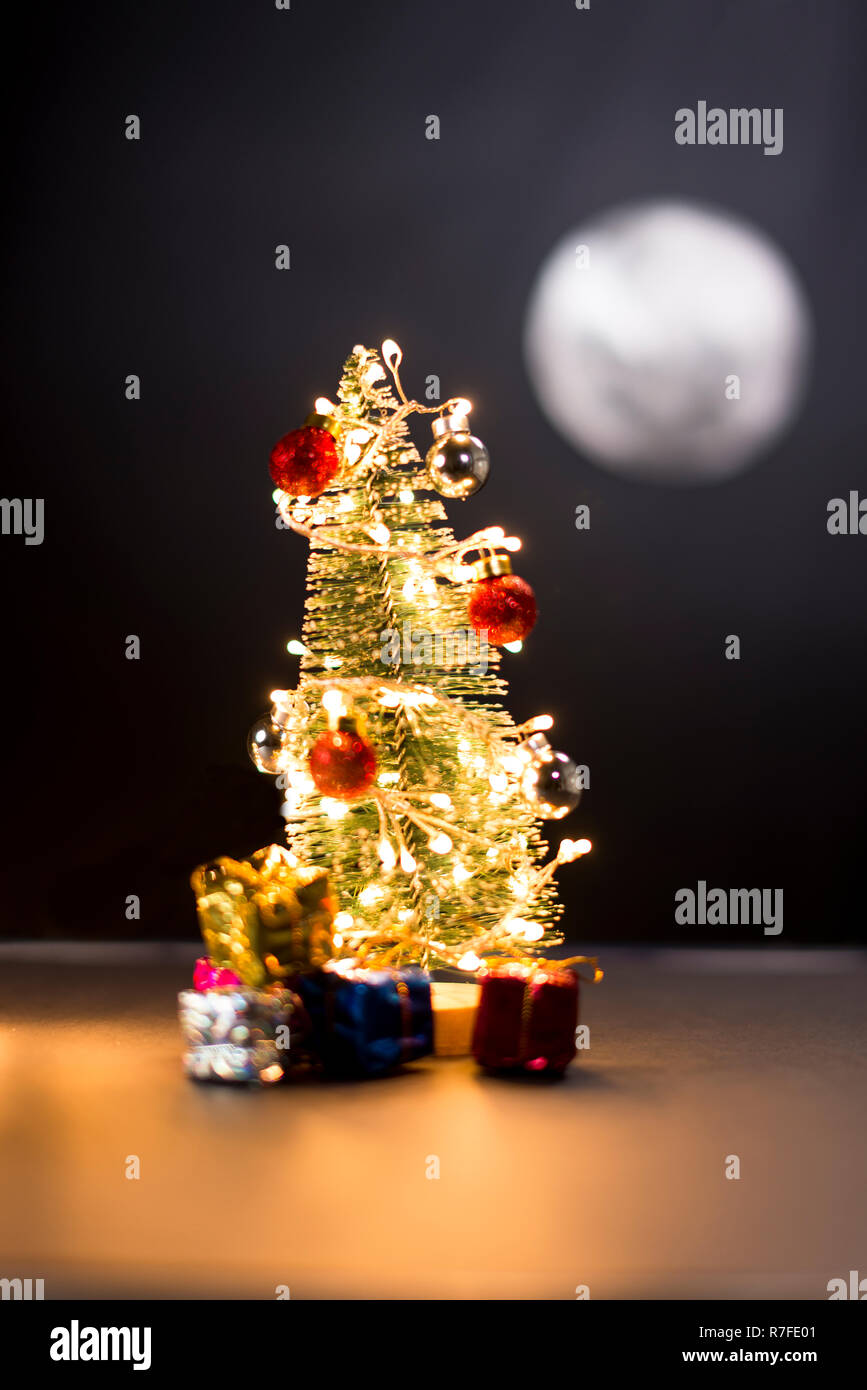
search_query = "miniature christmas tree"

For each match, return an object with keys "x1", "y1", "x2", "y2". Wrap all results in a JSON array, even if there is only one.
[{"x1": 248, "y1": 340, "x2": 591, "y2": 972}]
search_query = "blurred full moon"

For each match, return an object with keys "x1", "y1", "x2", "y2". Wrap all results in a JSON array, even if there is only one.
[{"x1": 524, "y1": 201, "x2": 811, "y2": 484}]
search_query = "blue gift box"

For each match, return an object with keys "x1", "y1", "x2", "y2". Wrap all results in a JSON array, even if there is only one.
[{"x1": 296, "y1": 966, "x2": 433, "y2": 1076}]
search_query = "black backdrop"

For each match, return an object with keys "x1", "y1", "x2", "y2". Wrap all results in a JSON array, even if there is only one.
[{"x1": 2, "y1": 0, "x2": 865, "y2": 943}]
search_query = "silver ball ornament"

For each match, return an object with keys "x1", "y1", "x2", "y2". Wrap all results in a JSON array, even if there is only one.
[
  {"x1": 519, "y1": 734, "x2": 583, "y2": 819},
  {"x1": 247, "y1": 713, "x2": 285, "y2": 774},
  {"x1": 426, "y1": 412, "x2": 490, "y2": 499}
]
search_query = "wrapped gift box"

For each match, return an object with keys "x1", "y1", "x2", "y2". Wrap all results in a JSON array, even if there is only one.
[
  {"x1": 295, "y1": 965, "x2": 433, "y2": 1077},
  {"x1": 178, "y1": 984, "x2": 307, "y2": 1083},
  {"x1": 191, "y1": 844, "x2": 335, "y2": 988},
  {"x1": 431, "y1": 981, "x2": 481, "y2": 1056},
  {"x1": 472, "y1": 962, "x2": 579, "y2": 1074}
]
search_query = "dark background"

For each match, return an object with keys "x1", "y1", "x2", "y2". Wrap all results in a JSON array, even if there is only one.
[{"x1": 2, "y1": 0, "x2": 865, "y2": 944}]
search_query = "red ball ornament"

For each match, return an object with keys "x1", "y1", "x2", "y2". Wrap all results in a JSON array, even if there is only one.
[
  {"x1": 269, "y1": 415, "x2": 340, "y2": 498},
  {"x1": 308, "y1": 726, "x2": 377, "y2": 800},
  {"x1": 467, "y1": 558, "x2": 538, "y2": 645}
]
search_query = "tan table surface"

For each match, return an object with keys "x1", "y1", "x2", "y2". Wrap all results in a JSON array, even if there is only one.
[{"x1": 1, "y1": 946, "x2": 864, "y2": 1299}]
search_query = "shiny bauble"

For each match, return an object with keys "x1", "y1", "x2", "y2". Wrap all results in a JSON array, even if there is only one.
[
  {"x1": 426, "y1": 412, "x2": 490, "y2": 499},
  {"x1": 247, "y1": 714, "x2": 285, "y2": 774},
  {"x1": 522, "y1": 750, "x2": 583, "y2": 819},
  {"x1": 467, "y1": 556, "x2": 537, "y2": 645},
  {"x1": 308, "y1": 727, "x2": 377, "y2": 800},
  {"x1": 269, "y1": 415, "x2": 341, "y2": 498}
]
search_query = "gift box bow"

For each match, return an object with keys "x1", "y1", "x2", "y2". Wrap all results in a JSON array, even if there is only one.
[{"x1": 479, "y1": 955, "x2": 603, "y2": 984}]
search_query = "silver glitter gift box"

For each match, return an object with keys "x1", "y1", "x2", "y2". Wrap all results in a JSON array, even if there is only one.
[{"x1": 178, "y1": 985, "x2": 300, "y2": 1083}]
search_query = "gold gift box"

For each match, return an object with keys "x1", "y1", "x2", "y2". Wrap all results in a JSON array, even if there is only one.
[{"x1": 191, "y1": 845, "x2": 336, "y2": 987}]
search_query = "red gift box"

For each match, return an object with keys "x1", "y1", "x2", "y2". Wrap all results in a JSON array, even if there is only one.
[{"x1": 472, "y1": 962, "x2": 580, "y2": 1073}]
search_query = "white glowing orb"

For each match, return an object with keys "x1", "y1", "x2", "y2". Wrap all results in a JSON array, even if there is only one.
[{"x1": 524, "y1": 201, "x2": 811, "y2": 484}]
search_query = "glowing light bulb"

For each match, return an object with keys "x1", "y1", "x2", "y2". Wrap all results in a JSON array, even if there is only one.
[
  {"x1": 503, "y1": 640, "x2": 523, "y2": 653},
  {"x1": 458, "y1": 951, "x2": 482, "y2": 972},
  {"x1": 286, "y1": 639, "x2": 311, "y2": 657},
  {"x1": 503, "y1": 536, "x2": 522, "y2": 552},
  {"x1": 333, "y1": 912, "x2": 353, "y2": 932},
  {"x1": 559, "y1": 837, "x2": 592, "y2": 862},
  {"x1": 377, "y1": 838, "x2": 397, "y2": 870},
  {"x1": 344, "y1": 427, "x2": 372, "y2": 464},
  {"x1": 272, "y1": 488, "x2": 285, "y2": 504},
  {"x1": 451, "y1": 397, "x2": 472, "y2": 416},
  {"x1": 381, "y1": 338, "x2": 402, "y2": 371},
  {"x1": 329, "y1": 958, "x2": 357, "y2": 978},
  {"x1": 429, "y1": 833, "x2": 453, "y2": 855},
  {"x1": 323, "y1": 656, "x2": 343, "y2": 670},
  {"x1": 370, "y1": 523, "x2": 391, "y2": 546},
  {"x1": 288, "y1": 768, "x2": 315, "y2": 792},
  {"x1": 489, "y1": 771, "x2": 508, "y2": 792},
  {"x1": 359, "y1": 884, "x2": 383, "y2": 907},
  {"x1": 430, "y1": 793, "x2": 452, "y2": 810},
  {"x1": 322, "y1": 689, "x2": 346, "y2": 718},
  {"x1": 452, "y1": 863, "x2": 472, "y2": 885},
  {"x1": 321, "y1": 798, "x2": 349, "y2": 819},
  {"x1": 400, "y1": 847, "x2": 417, "y2": 873},
  {"x1": 399, "y1": 489, "x2": 414, "y2": 504}
]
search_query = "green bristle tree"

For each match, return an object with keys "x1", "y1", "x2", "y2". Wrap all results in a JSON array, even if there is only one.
[{"x1": 248, "y1": 340, "x2": 590, "y2": 971}]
